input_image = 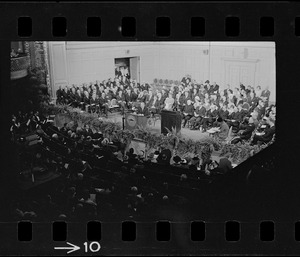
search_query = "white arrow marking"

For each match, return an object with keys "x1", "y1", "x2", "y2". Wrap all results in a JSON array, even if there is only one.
[{"x1": 54, "y1": 242, "x2": 80, "y2": 254}]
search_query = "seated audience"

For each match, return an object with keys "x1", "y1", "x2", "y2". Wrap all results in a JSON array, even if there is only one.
[
  {"x1": 215, "y1": 117, "x2": 229, "y2": 141},
  {"x1": 182, "y1": 100, "x2": 194, "y2": 128},
  {"x1": 251, "y1": 117, "x2": 275, "y2": 145}
]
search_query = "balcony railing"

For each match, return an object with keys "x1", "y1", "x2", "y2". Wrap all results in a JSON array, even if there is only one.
[{"x1": 11, "y1": 55, "x2": 30, "y2": 80}]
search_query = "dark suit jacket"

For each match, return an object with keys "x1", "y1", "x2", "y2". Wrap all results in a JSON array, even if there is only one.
[
  {"x1": 240, "y1": 123, "x2": 255, "y2": 140},
  {"x1": 136, "y1": 106, "x2": 150, "y2": 116},
  {"x1": 56, "y1": 89, "x2": 63, "y2": 99},
  {"x1": 75, "y1": 93, "x2": 83, "y2": 102},
  {"x1": 183, "y1": 95, "x2": 192, "y2": 105},
  {"x1": 83, "y1": 95, "x2": 90, "y2": 104},
  {"x1": 116, "y1": 94, "x2": 125, "y2": 102},
  {"x1": 195, "y1": 106, "x2": 206, "y2": 117},
  {"x1": 178, "y1": 95, "x2": 185, "y2": 106},
  {"x1": 261, "y1": 125, "x2": 275, "y2": 141},
  {"x1": 99, "y1": 97, "x2": 108, "y2": 105},
  {"x1": 131, "y1": 92, "x2": 138, "y2": 102},
  {"x1": 183, "y1": 104, "x2": 194, "y2": 115},
  {"x1": 207, "y1": 109, "x2": 218, "y2": 118},
  {"x1": 218, "y1": 109, "x2": 229, "y2": 120}
]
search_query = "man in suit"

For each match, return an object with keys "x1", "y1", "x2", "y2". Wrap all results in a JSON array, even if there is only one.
[
  {"x1": 90, "y1": 93, "x2": 99, "y2": 113},
  {"x1": 177, "y1": 92, "x2": 186, "y2": 112},
  {"x1": 247, "y1": 91, "x2": 259, "y2": 111},
  {"x1": 211, "y1": 82, "x2": 219, "y2": 96},
  {"x1": 136, "y1": 102, "x2": 150, "y2": 116},
  {"x1": 75, "y1": 89, "x2": 83, "y2": 109},
  {"x1": 145, "y1": 89, "x2": 154, "y2": 107},
  {"x1": 189, "y1": 102, "x2": 206, "y2": 130},
  {"x1": 116, "y1": 90, "x2": 126, "y2": 113},
  {"x1": 217, "y1": 102, "x2": 229, "y2": 120},
  {"x1": 124, "y1": 88, "x2": 133, "y2": 109},
  {"x1": 148, "y1": 95, "x2": 160, "y2": 115},
  {"x1": 204, "y1": 80, "x2": 210, "y2": 91},
  {"x1": 131, "y1": 88, "x2": 139, "y2": 103},
  {"x1": 251, "y1": 117, "x2": 275, "y2": 145},
  {"x1": 201, "y1": 103, "x2": 218, "y2": 131},
  {"x1": 254, "y1": 99, "x2": 266, "y2": 121},
  {"x1": 99, "y1": 92, "x2": 109, "y2": 116},
  {"x1": 261, "y1": 86, "x2": 271, "y2": 106},
  {"x1": 56, "y1": 86, "x2": 63, "y2": 104},
  {"x1": 231, "y1": 117, "x2": 256, "y2": 144},
  {"x1": 182, "y1": 100, "x2": 194, "y2": 128}
]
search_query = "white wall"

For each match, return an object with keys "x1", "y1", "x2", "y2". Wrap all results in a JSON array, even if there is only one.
[
  {"x1": 65, "y1": 42, "x2": 158, "y2": 84},
  {"x1": 156, "y1": 42, "x2": 275, "y2": 102},
  {"x1": 48, "y1": 41, "x2": 276, "y2": 103},
  {"x1": 48, "y1": 42, "x2": 69, "y2": 94}
]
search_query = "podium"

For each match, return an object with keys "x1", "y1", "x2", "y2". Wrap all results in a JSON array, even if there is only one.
[
  {"x1": 125, "y1": 113, "x2": 148, "y2": 130},
  {"x1": 161, "y1": 110, "x2": 182, "y2": 135}
]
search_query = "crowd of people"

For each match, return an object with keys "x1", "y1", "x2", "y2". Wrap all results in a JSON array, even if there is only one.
[
  {"x1": 55, "y1": 74, "x2": 275, "y2": 145},
  {"x1": 10, "y1": 108, "x2": 231, "y2": 222},
  {"x1": 9, "y1": 106, "x2": 276, "y2": 222},
  {"x1": 8, "y1": 73, "x2": 277, "y2": 221}
]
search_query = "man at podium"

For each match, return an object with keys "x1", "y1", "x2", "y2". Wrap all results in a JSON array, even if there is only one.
[{"x1": 164, "y1": 93, "x2": 175, "y2": 111}]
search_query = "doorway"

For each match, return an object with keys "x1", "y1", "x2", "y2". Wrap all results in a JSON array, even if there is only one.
[{"x1": 114, "y1": 57, "x2": 140, "y2": 83}]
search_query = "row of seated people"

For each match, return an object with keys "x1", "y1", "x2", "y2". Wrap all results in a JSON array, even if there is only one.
[
  {"x1": 55, "y1": 75, "x2": 271, "y2": 117},
  {"x1": 10, "y1": 110, "x2": 48, "y2": 138},
  {"x1": 55, "y1": 88, "x2": 274, "y2": 144},
  {"x1": 10, "y1": 102, "x2": 275, "y2": 150}
]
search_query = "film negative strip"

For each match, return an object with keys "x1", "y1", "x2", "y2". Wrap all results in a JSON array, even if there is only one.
[{"x1": 0, "y1": 1, "x2": 299, "y2": 255}]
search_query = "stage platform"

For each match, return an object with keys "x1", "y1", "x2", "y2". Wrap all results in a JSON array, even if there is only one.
[
  {"x1": 105, "y1": 112, "x2": 223, "y2": 162},
  {"x1": 105, "y1": 112, "x2": 212, "y2": 142},
  {"x1": 54, "y1": 110, "x2": 223, "y2": 162}
]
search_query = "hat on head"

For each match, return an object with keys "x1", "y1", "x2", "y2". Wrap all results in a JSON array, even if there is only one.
[{"x1": 205, "y1": 80, "x2": 210, "y2": 84}]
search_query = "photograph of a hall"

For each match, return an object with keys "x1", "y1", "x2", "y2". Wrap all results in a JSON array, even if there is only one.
[{"x1": 7, "y1": 41, "x2": 276, "y2": 223}]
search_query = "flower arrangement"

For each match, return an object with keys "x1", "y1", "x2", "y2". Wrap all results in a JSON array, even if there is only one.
[
  {"x1": 219, "y1": 140, "x2": 272, "y2": 164},
  {"x1": 41, "y1": 104, "x2": 272, "y2": 165}
]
